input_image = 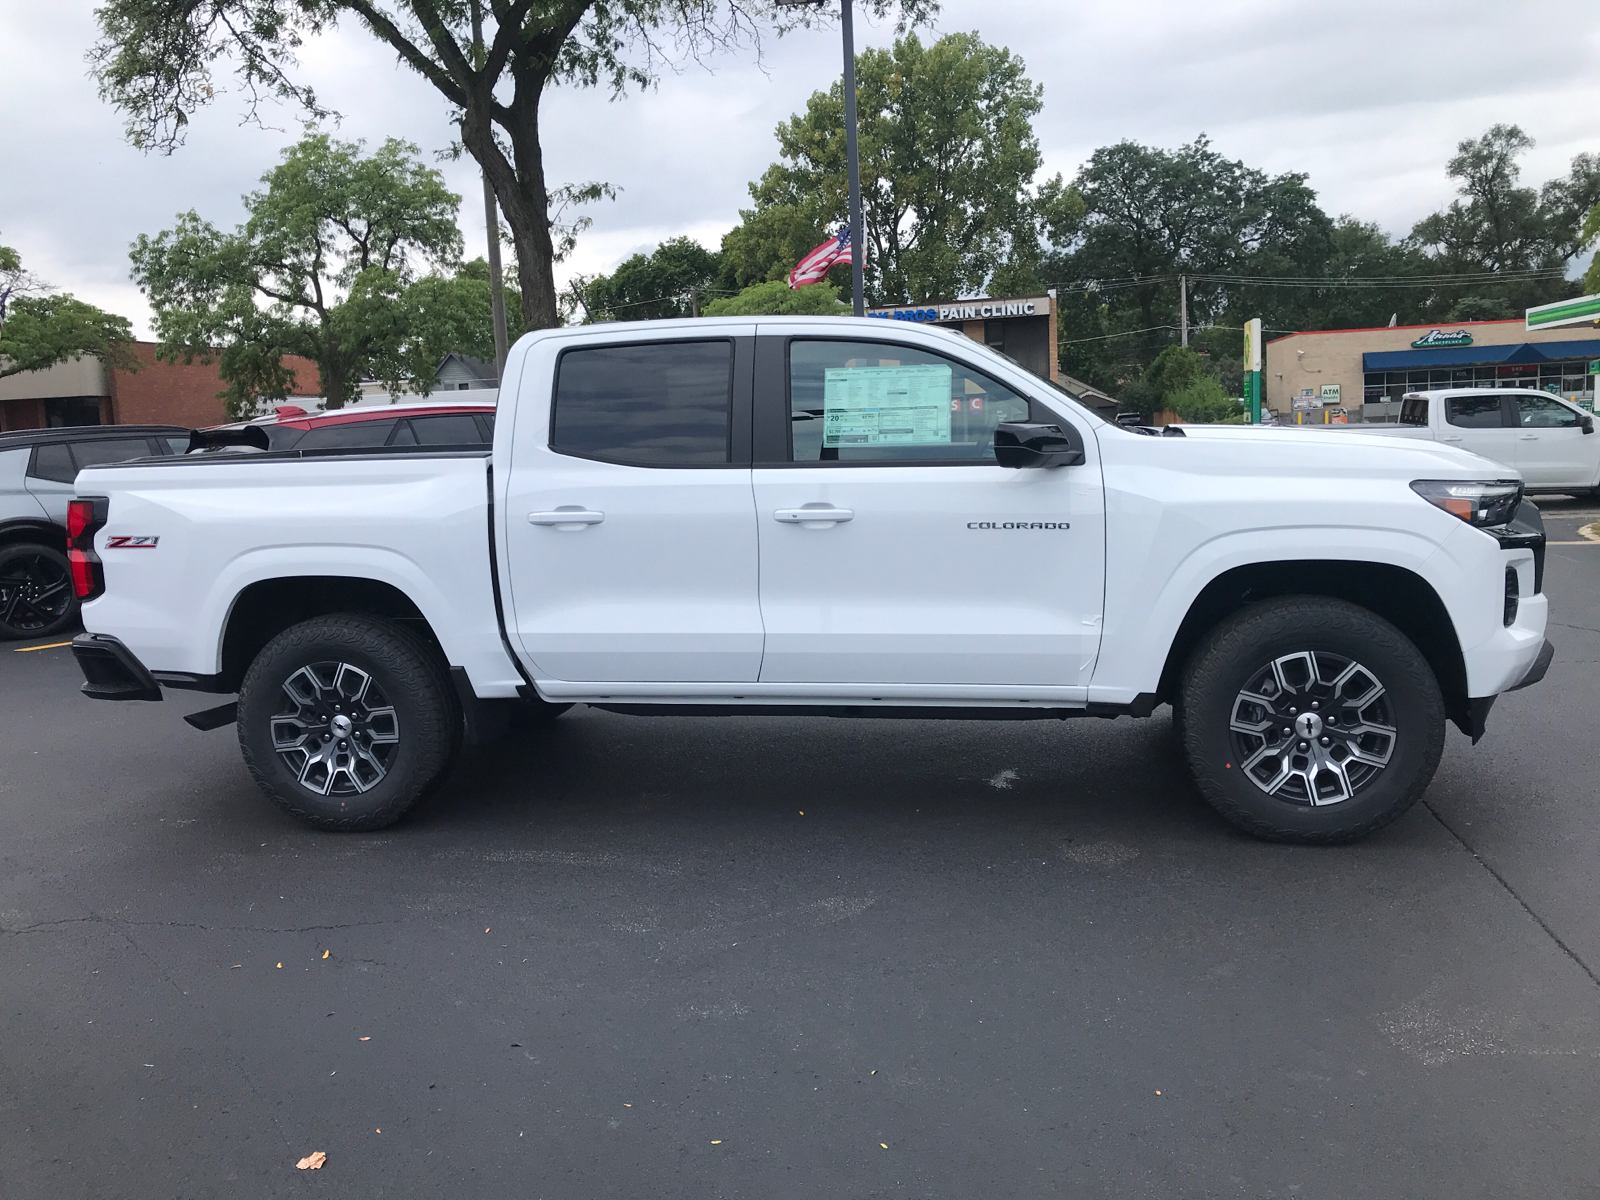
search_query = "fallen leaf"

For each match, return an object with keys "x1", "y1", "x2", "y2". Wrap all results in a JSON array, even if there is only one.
[
  {"x1": 624, "y1": 1103, "x2": 631, "y2": 1108},
  {"x1": 798, "y1": 811, "x2": 804, "y2": 815},
  {"x1": 870, "y1": 1070, "x2": 876, "y2": 1075},
  {"x1": 485, "y1": 927, "x2": 491, "y2": 933},
  {"x1": 510, "y1": 1043, "x2": 521, "y2": 1048},
  {"x1": 375, "y1": 1128, "x2": 381, "y2": 1134},
  {"x1": 322, "y1": 950, "x2": 329, "y2": 959},
  {"x1": 711, "y1": 1140, "x2": 721, "y2": 1145},
  {"x1": 296, "y1": 1151, "x2": 326, "y2": 1170},
  {"x1": 276, "y1": 963, "x2": 282, "y2": 969},
  {"x1": 1155, "y1": 1090, "x2": 1162, "y2": 1095},
  {"x1": 229, "y1": 964, "x2": 242, "y2": 969},
  {"x1": 360, "y1": 1036, "x2": 370, "y2": 1042},
  {"x1": 880, "y1": 1143, "x2": 889, "y2": 1150}
]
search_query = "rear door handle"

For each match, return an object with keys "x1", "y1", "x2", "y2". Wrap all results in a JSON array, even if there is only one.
[
  {"x1": 1518, "y1": 434, "x2": 1539, "y2": 441},
  {"x1": 774, "y1": 505, "x2": 854, "y2": 527},
  {"x1": 529, "y1": 507, "x2": 604, "y2": 529}
]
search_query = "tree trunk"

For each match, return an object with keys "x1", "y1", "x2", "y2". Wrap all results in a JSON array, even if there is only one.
[
  {"x1": 317, "y1": 331, "x2": 353, "y2": 410},
  {"x1": 461, "y1": 83, "x2": 559, "y2": 331}
]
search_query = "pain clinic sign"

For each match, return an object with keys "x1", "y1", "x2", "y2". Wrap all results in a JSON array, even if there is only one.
[
  {"x1": 1243, "y1": 318, "x2": 1263, "y2": 373},
  {"x1": 866, "y1": 296, "x2": 1049, "y2": 323}
]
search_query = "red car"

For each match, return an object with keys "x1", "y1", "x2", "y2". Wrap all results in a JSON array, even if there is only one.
[{"x1": 204, "y1": 402, "x2": 496, "y2": 453}]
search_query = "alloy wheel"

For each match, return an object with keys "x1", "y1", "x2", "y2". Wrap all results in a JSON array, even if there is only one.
[
  {"x1": 0, "y1": 551, "x2": 73, "y2": 633},
  {"x1": 1228, "y1": 650, "x2": 1396, "y2": 806},
  {"x1": 271, "y1": 661, "x2": 400, "y2": 795}
]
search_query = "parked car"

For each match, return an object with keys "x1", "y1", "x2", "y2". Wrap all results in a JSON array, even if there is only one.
[
  {"x1": 1306, "y1": 388, "x2": 1599, "y2": 495},
  {"x1": 66, "y1": 317, "x2": 1549, "y2": 844},
  {"x1": 0, "y1": 425, "x2": 189, "y2": 639},
  {"x1": 200, "y1": 401, "x2": 495, "y2": 453}
]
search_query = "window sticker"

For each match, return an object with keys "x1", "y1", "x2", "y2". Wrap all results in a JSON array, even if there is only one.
[{"x1": 822, "y1": 364, "x2": 953, "y2": 447}]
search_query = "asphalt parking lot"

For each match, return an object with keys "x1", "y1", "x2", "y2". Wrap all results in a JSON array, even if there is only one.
[{"x1": 4, "y1": 501, "x2": 1600, "y2": 1199}]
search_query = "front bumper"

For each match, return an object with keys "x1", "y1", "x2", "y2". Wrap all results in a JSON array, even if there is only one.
[{"x1": 71, "y1": 633, "x2": 163, "y2": 702}]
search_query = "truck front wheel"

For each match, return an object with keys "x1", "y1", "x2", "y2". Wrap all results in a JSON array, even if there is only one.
[
  {"x1": 238, "y1": 615, "x2": 461, "y2": 831},
  {"x1": 1179, "y1": 597, "x2": 1444, "y2": 844}
]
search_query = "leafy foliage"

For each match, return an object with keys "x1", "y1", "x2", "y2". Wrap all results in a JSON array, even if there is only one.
[
  {"x1": 579, "y1": 237, "x2": 724, "y2": 321},
  {"x1": 92, "y1": 0, "x2": 935, "y2": 331},
  {"x1": 702, "y1": 279, "x2": 848, "y2": 316},
  {"x1": 719, "y1": 32, "x2": 1077, "y2": 304},
  {"x1": 0, "y1": 237, "x2": 138, "y2": 380},
  {"x1": 129, "y1": 134, "x2": 468, "y2": 414}
]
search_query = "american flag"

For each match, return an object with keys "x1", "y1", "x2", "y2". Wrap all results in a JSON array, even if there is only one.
[{"x1": 787, "y1": 227, "x2": 854, "y2": 288}]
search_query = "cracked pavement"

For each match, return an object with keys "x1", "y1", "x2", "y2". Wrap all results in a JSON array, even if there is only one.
[{"x1": 3, "y1": 499, "x2": 1600, "y2": 1198}]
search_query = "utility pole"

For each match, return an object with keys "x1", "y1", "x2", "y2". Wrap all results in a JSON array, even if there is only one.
[
  {"x1": 778, "y1": 0, "x2": 865, "y2": 316},
  {"x1": 840, "y1": 0, "x2": 865, "y2": 316},
  {"x1": 471, "y1": 1, "x2": 510, "y2": 381},
  {"x1": 1179, "y1": 274, "x2": 1188, "y2": 348}
]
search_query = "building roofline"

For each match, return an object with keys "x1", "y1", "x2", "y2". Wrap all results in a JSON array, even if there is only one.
[{"x1": 1266, "y1": 317, "x2": 1534, "y2": 346}]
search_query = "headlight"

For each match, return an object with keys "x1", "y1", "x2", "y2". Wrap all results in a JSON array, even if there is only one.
[{"x1": 1410, "y1": 479, "x2": 1522, "y2": 528}]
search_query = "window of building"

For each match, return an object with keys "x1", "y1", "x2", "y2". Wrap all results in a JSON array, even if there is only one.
[
  {"x1": 1445, "y1": 395, "x2": 1505, "y2": 428},
  {"x1": 551, "y1": 341, "x2": 732, "y2": 466},
  {"x1": 788, "y1": 340, "x2": 1031, "y2": 464}
]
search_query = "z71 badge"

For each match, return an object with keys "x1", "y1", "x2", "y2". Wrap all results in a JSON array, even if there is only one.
[{"x1": 105, "y1": 536, "x2": 160, "y2": 549}]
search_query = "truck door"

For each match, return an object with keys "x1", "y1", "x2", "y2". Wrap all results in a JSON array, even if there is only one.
[
  {"x1": 749, "y1": 332, "x2": 1106, "y2": 688},
  {"x1": 501, "y1": 335, "x2": 764, "y2": 683},
  {"x1": 1511, "y1": 392, "x2": 1590, "y2": 488},
  {"x1": 1435, "y1": 393, "x2": 1518, "y2": 471}
]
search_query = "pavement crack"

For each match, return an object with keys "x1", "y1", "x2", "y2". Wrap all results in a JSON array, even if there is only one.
[
  {"x1": 1549, "y1": 619, "x2": 1600, "y2": 635},
  {"x1": 3, "y1": 914, "x2": 396, "y2": 935},
  {"x1": 1424, "y1": 799, "x2": 1600, "y2": 990}
]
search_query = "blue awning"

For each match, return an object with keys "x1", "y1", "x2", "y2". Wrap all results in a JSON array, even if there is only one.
[{"x1": 1364, "y1": 338, "x2": 1600, "y2": 372}]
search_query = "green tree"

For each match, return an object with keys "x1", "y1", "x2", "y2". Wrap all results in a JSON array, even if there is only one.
[
  {"x1": 130, "y1": 134, "x2": 465, "y2": 415},
  {"x1": 579, "y1": 237, "x2": 724, "y2": 321},
  {"x1": 1166, "y1": 375, "x2": 1240, "y2": 423},
  {"x1": 0, "y1": 239, "x2": 138, "y2": 380},
  {"x1": 399, "y1": 257, "x2": 526, "y2": 373},
  {"x1": 701, "y1": 279, "x2": 848, "y2": 316},
  {"x1": 92, "y1": 0, "x2": 932, "y2": 333},
  {"x1": 721, "y1": 31, "x2": 1077, "y2": 304},
  {"x1": 1580, "y1": 202, "x2": 1600, "y2": 293}
]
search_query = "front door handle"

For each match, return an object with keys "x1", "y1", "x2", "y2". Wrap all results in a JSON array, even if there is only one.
[
  {"x1": 529, "y1": 507, "x2": 604, "y2": 529},
  {"x1": 774, "y1": 505, "x2": 854, "y2": 528},
  {"x1": 1518, "y1": 434, "x2": 1539, "y2": 441},
  {"x1": 1441, "y1": 435, "x2": 1463, "y2": 442}
]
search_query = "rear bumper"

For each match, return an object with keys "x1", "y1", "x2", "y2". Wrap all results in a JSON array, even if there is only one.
[{"x1": 71, "y1": 633, "x2": 163, "y2": 702}]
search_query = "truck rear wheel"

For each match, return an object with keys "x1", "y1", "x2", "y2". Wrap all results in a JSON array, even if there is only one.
[
  {"x1": 238, "y1": 615, "x2": 461, "y2": 831},
  {"x1": 1179, "y1": 597, "x2": 1444, "y2": 844}
]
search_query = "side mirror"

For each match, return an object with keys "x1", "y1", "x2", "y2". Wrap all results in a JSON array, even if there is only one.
[
  {"x1": 994, "y1": 422, "x2": 1084, "y2": 469},
  {"x1": 1583, "y1": 415, "x2": 1594, "y2": 435}
]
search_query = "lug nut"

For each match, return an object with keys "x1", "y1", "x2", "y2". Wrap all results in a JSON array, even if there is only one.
[
  {"x1": 1320, "y1": 737, "x2": 1331, "y2": 747},
  {"x1": 323, "y1": 733, "x2": 332, "y2": 743},
  {"x1": 1311, "y1": 701, "x2": 1319, "y2": 710},
  {"x1": 1299, "y1": 741, "x2": 1309, "y2": 751}
]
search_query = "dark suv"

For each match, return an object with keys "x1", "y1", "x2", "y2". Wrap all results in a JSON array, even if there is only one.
[{"x1": 0, "y1": 425, "x2": 188, "y2": 639}]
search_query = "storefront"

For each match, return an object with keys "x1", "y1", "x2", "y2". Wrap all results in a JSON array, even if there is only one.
[
  {"x1": 1265, "y1": 319, "x2": 1600, "y2": 423},
  {"x1": 865, "y1": 293, "x2": 1060, "y2": 384}
]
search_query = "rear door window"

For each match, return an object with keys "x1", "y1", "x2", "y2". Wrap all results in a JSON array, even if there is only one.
[
  {"x1": 71, "y1": 438, "x2": 161, "y2": 470},
  {"x1": 551, "y1": 341, "x2": 732, "y2": 466},
  {"x1": 293, "y1": 420, "x2": 398, "y2": 450},
  {"x1": 1445, "y1": 395, "x2": 1506, "y2": 428},
  {"x1": 407, "y1": 414, "x2": 485, "y2": 445},
  {"x1": 1398, "y1": 395, "x2": 1429, "y2": 426}
]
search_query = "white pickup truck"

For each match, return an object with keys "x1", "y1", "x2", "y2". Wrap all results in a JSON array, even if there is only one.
[
  {"x1": 65, "y1": 317, "x2": 1551, "y2": 843},
  {"x1": 1311, "y1": 387, "x2": 1599, "y2": 495}
]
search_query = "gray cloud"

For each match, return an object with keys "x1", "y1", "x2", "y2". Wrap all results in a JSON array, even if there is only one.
[{"x1": 2, "y1": 0, "x2": 1596, "y2": 338}]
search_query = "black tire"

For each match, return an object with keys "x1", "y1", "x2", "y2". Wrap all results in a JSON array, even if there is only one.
[
  {"x1": 1179, "y1": 596, "x2": 1444, "y2": 844},
  {"x1": 238, "y1": 615, "x2": 461, "y2": 831},
  {"x1": 0, "y1": 542, "x2": 79, "y2": 640}
]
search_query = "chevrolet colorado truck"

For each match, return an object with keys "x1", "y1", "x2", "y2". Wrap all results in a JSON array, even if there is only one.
[{"x1": 63, "y1": 317, "x2": 1552, "y2": 843}]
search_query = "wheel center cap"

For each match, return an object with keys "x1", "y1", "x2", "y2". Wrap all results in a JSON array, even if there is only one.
[
  {"x1": 330, "y1": 714, "x2": 354, "y2": 737},
  {"x1": 1295, "y1": 712, "x2": 1324, "y2": 740}
]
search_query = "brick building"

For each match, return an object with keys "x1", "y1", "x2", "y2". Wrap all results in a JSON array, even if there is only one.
[{"x1": 0, "y1": 342, "x2": 321, "y2": 432}]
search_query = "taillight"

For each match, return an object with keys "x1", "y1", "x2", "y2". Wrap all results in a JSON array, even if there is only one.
[{"x1": 67, "y1": 496, "x2": 109, "y2": 601}]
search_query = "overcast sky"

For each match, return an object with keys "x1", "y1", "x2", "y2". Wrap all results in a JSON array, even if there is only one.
[{"x1": 3, "y1": 1, "x2": 1598, "y2": 338}]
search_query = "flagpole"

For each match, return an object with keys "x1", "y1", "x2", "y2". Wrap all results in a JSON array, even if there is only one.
[{"x1": 840, "y1": 0, "x2": 864, "y2": 316}]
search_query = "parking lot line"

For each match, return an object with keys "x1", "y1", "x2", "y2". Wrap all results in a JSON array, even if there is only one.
[{"x1": 13, "y1": 641, "x2": 74, "y2": 652}]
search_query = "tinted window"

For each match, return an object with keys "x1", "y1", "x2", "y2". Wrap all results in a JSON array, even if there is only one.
[
  {"x1": 294, "y1": 420, "x2": 398, "y2": 450},
  {"x1": 474, "y1": 413, "x2": 495, "y2": 440},
  {"x1": 388, "y1": 421, "x2": 418, "y2": 446},
  {"x1": 29, "y1": 443, "x2": 75, "y2": 482},
  {"x1": 1399, "y1": 395, "x2": 1429, "y2": 426},
  {"x1": 163, "y1": 436, "x2": 190, "y2": 454},
  {"x1": 265, "y1": 425, "x2": 308, "y2": 451},
  {"x1": 1517, "y1": 395, "x2": 1580, "y2": 428},
  {"x1": 789, "y1": 340, "x2": 1030, "y2": 463},
  {"x1": 552, "y1": 341, "x2": 731, "y2": 465},
  {"x1": 408, "y1": 414, "x2": 485, "y2": 445},
  {"x1": 71, "y1": 439, "x2": 158, "y2": 469},
  {"x1": 1446, "y1": 395, "x2": 1505, "y2": 428}
]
